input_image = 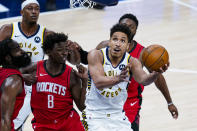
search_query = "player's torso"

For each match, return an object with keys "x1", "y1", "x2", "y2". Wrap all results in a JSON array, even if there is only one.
[
  {"x1": 127, "y1": 41, "x2": 145, "y2": 98},
  {"x1": 85, "y1": 47, "x2": 130, "y2": 114},
  {"x1": 31, "y1": 61, "x2": 73, "y2": 123},
  {"x1": 11, "y1": 22, "x2": 45, "y2": 62}
]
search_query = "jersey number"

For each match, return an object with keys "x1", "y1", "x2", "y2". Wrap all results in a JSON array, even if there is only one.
[{"x1": 48, "y1": 95, "x2": 54, "y2": 108}]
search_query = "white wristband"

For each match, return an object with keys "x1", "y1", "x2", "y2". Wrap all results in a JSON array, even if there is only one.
[{"x1": 168, "y1": 102, "x2": 173, "y2": 106}]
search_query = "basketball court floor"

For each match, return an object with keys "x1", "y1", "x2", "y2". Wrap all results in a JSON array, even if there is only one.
[{"x1": 0, "y1": 0, "x2": 197, "y2": 130}]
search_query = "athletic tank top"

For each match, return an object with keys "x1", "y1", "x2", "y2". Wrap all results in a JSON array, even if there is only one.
[
  {"x1": 85, "y1": 47, "x2": 131, "y2": 115},
  {"x1": 0, "y1": 68, "x2": 25, "y2": 130},
  {"x1": 11, "y1": 22, "x2": 45, "y2": 62},
  {"x1": 31, "y1": 61, "x2": 73, "y2": 124},
  {"x1": 127, "y1": 41, "x2": 144, "y2": 98}
]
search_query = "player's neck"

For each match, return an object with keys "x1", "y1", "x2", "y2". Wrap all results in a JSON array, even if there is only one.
[
  {"x1": 20, "y1": 21, "x2": 38, "y2": 36},
  {"x1": 109, "y1": 54, "x2": 124, "y2": 67},
  {"x1": 127, "y1": 40, "x2": 135, "y2": 52},
  {"x1": 45, "y1": 60, "x2": 64, "y2": 75}
]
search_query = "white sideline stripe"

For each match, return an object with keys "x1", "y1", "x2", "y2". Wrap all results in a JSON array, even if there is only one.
[
  {"x1": 172, "y1": 0, "x2": 197, "y2": 11},
  {"x1": 169, "y1": 68, "x2": 197, "y2": 74},
  {"x1": 119, "y1": 0, "x2": 142, "y2": 4},
  {"x1": 0, "y1": 4, "x2": 9, "y2": 12}
]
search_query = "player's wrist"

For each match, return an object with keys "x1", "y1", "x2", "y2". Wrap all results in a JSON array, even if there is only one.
[{"x1": 167, "y1": 102, "x2": 173, "y2": 106}]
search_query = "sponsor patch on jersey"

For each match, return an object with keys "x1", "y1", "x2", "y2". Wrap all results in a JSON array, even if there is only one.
[
  {"x1": 34, "y1": 36, "x2": 41, "y2": 43},
  {"x1": 119, "y1": 64, "x2": 126, "y2": 70}
]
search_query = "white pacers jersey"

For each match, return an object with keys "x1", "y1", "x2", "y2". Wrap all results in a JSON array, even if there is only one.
[
  {"x1": 85, "y1": 47, "x2": 131, "y2": 116},
  {"x1": 11, "y1": 22, "x2": 45, "y2": 62}
]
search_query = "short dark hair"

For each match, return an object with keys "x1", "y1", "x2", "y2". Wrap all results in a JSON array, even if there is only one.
[
  {"x1": 119, "y1": 13, "x2": 139, "y2": 28},
  {"x1": 0, "y1": 38, "x2": 13, "y2": 65},
  {"x1": 110, "y1": 23, "x2": 133, "y2": 43},
  {"x1": 42, "y1": 33, "x2": 68, "y2": 53}
]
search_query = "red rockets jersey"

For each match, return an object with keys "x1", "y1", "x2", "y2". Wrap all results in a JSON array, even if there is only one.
[
  {"x1": 0, "y1": 68, "x2": 25, "y2": 130},
  {"x1": 127, "y1": 41, "x2": 145, "y2": 98},
  {"x1": 31, "y1": 60, "x2": 73, "y2": 124}
]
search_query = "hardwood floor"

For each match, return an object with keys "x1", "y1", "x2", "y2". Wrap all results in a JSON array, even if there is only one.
[{"x1": 0, "y1": 0, "x2": 196, "y2": 130}]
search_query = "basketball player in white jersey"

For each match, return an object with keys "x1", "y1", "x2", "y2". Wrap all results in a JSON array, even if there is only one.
[
  {"x1": 86, "y1": 24, "x2": 169, "y2": 131},
  {"x1": 0, "y1": 0, "x2": 54, "y2": 130}
]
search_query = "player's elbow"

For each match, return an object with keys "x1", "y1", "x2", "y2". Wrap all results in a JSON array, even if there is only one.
[
  {"x1": 94, "y1": 82, "x2": 105, "y2": 89},
  {"x1": 78, "y1": 105, "x2": 86, "y2": 112}
]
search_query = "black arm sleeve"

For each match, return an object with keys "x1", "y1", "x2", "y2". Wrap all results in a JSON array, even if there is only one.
[{"x1": 79, "y1": 48, "x2": 88, "y2": 65}]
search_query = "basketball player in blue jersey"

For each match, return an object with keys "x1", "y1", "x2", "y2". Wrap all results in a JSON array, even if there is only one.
[
  {"x1": 85, "y1": 23, "x2": 169, "y2": 131},
  {"x1": 0, "y1": 0, "x2": 54, "y2": 130}
]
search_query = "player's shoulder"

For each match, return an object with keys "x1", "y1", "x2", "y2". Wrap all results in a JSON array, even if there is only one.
[
  {"x1": 0, "y1": 24, "x2": 12, "y2": 40},
  {"x1": 88, "y1": 49, "x2": 103, "y2": 64},
  {"x1": 0, "y1": 23, "x2": 12, "y2": 31}
]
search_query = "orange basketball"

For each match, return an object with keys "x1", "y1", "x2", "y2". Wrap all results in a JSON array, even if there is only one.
[{"x1": 142, "y1": 44, "x2": 169, "y2": 72}]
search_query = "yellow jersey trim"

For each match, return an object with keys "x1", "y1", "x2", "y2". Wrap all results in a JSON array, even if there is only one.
[
  {"x1": 101, "y1": 50, "x2": 105, "y2": 66},
  {"x1": 42, "y1": 27, "x2": 46, "y2": 44},
  {"x1": 11, "y1": 23, "x2": 14, "y2": 39}
]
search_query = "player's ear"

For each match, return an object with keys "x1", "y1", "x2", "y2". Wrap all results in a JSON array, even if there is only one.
[
  {"x1": 20, "y1": 10, "x2": 24, "y2": 16},
  {"x1": 126, "y1": 42, "x2": 130, "y2": 51}
]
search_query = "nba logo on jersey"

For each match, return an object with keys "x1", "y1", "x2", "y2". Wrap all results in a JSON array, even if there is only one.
[
  {"x1": 119, "y1": 64, "x2": 126, "y2": 70},
  {"x1": 34, "y1": 36, "x2": 41, "y2": 43}
]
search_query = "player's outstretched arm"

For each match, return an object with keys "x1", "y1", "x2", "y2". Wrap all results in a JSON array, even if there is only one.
[
  {"x1": 130, "y1": 57, "x2": 161, "y2": 86},
  {"x1": 1, "y1": 75, "x2": 23, "y2": 131},
  {"x1": 96, "y1": 40, "x2": 109, "y2": 50},
  {"x1": 70, "y1": 69, "x2": 87, "y2": 111},
  {"x1": 139, "y1": 49, "x2": 178, "y2": 119},
  {"x1": 0, "y1": 24, "x2": 12, "y2": 41},
  {"x1": 154, "y1": 74, "x2": 178, "y2": 119},
  {"x1": 88, "y1": 49, "x2": 128, "y2": 89}
]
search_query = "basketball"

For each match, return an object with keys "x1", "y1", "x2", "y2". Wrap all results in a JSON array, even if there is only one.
[{"x1": 142, "y1": 44, "x2": 169, "y2": 72}]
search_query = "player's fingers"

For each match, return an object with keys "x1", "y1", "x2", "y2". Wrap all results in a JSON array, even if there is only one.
[{"x1": 171, "y1": 111, "x2": 178, "y2": 119}]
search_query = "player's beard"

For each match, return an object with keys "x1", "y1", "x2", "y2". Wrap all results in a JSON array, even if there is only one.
[{"x1": 11, "y1": 52, "x2": 31, "y2": 68}]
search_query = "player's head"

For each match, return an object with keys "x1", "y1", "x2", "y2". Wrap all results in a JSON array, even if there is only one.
[
  {"x1": 119, "y1": 13, "x2": 138, "y2": 36},
  {"x1": 42, "y1": 33, "x2": 69, "y2": 64},
  {"x1": 0, "y1": 38, "x2": 31, "y2": 68},
  {"x1": 21, "y1": 0, "x2": 40, "y2": 24},
  {"x1": 109, "y1": 23, "x2": 132, "y2": 58}
]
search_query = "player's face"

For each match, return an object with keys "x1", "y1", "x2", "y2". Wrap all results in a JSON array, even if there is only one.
[
  {"x1": 49, "y1": 42, "x2": 69, "y2": 64},
  {"x1": 109, "y1": 32, "x2": 129, "y2": 58},
  {"x1": 21, "y1": 3, "x2": 40, "y2": 24},
  {"x1": 120, "y1": 18, "x2": 137, "y2": 36},
  {"x1": 9, "y1": 41, "x2": 31, "y2": 68}
]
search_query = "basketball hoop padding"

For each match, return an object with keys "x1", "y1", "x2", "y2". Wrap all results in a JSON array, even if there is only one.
[{"x1": 91, "y1": 0, "x2": 119, "y2": 6}]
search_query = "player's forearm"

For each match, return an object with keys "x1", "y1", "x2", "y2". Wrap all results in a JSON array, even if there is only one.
[
  {"x1": 79, "y1": 48, "x2": 88, "y2": 65},
  {"x1": 139, "y1": 72, "x2": 159, "y2": 86},
  {"x1": 1, "y1": 96, "x2": 13, "y2": 131},
  {"x1": 1, "y1": 117, "x2": 11, "y2": 131},
  {"x1": 93, "y1": 76, "x2": 119, "y2": 89},
  {"x1": 79, "y1": 79, "x2": 87, "y2": 111},
  {"x1": 154, "y1": 74, "x2": 172, "y2": 103}
]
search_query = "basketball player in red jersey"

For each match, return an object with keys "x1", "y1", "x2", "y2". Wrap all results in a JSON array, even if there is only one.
[
  {"x1": 95, "y1": 14, "x2": 178, "y2": 131},
  {"x1": 21, "y1": 33, "x2": 86, "y2": 131},
  {"x1": 0, "y1": 0, "x2": 56, "y2": 129},
  {"x1": 0, "y1": 38, "x2": 31, "y2": 131}
]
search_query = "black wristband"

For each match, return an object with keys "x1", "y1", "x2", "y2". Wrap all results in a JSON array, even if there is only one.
[{"x1": 79, "y1": 48, "x2": 88, "y2": 65}]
